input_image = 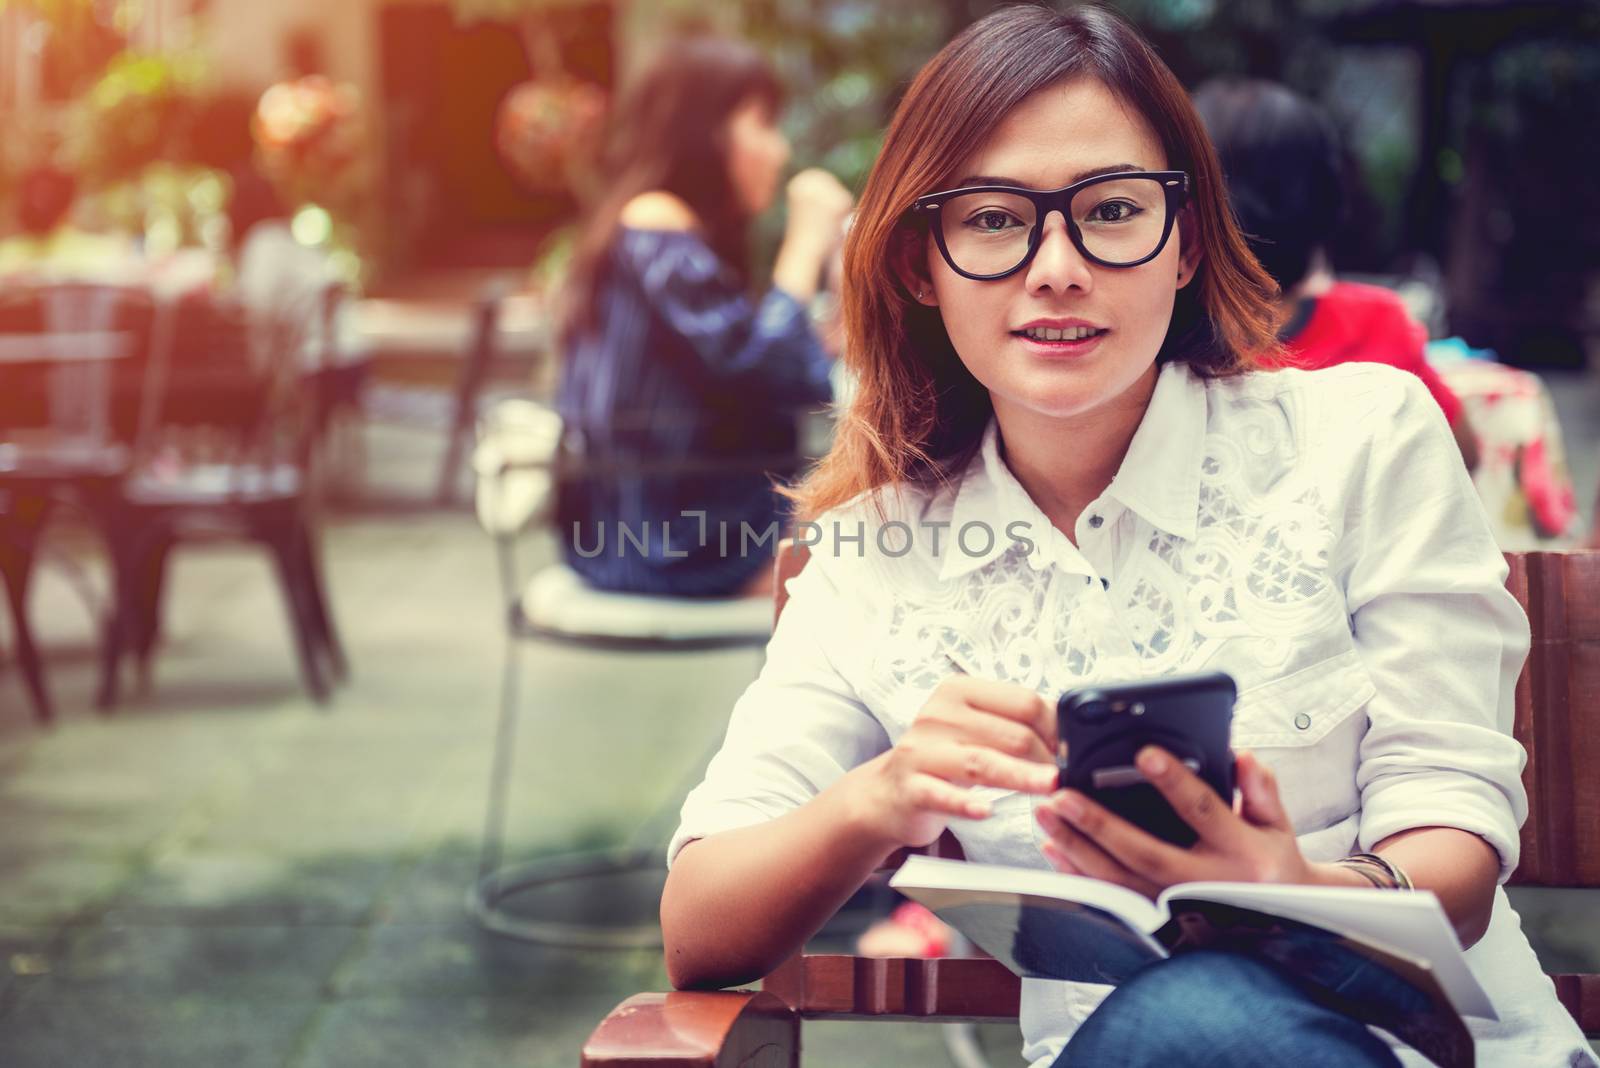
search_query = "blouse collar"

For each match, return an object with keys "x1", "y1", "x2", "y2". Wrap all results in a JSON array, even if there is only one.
[{"x1": 939, "y1": 361, "x2": 1207, "y2": 581}]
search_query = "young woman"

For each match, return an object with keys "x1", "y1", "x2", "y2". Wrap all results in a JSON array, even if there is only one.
[
  {"x1": 555, "y1": 35, "x2": 853, "y2": 599},
  {"x1": 660, "y1": 7, "x2": 1594, "y2": 1067}
]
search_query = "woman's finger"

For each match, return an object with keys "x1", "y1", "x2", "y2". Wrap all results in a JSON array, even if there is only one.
[
  {"x1": 1134, "y1": 746, "x2": 1246, "y2": 850},
  {"x1": 1048, "y1": 789, "x2": 1192, "y2": 886},
  {"x1": 964, "y1": 708, "x2": 1057, "y2": 764},
  {"x1": 903, "y1": 772, "x2": 995, "y2": 820},
  {"x1": 1036, "y1": 806, "x2": 1163, "y2": 897},
  {"x1": 919, "y1": 703, "x2": 1056, "y2": 765},
  {"x1": 942, "y1": 677, "x2": 1057, "y2": 749},
  {"x1": 920, "y1": 742, "x2": 1058, "y2": 795},
  {"x1": 1039, "y1": 839, "x2": 1083, "y2": 876},
  {"x1": 1235, "y1": 750, "x2": 1291, "y2": 830}
]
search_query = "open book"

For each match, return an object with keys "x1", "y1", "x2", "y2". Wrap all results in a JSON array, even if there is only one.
[{"x1": 890, "y1": 855, "x2": 1496, "y2": 1068}]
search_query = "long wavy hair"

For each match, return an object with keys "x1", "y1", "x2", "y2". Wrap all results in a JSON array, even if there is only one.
[
  {"x1": 782, "y1": 4, "x2": 1283, "y2": 523},
  {"x1": 556, "y1": 36, "x2": 784, "y2": 356}
]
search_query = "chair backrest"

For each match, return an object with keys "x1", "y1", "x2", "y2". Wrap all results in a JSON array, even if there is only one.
[
  {"x1": 0, "y1": 283, "x2": 154, "y2": 446},
  {"x1": 1504, "y1": 552, "x2": 1600, "y2": 886},
  {"x1": 760, "y1": 548, "x2": 1600, "y2": 1026},
  {"x1": 136, "y1": 291, "x2": 307, "y2": 470}
]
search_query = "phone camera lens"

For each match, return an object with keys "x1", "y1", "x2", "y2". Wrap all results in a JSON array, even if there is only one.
[{"x1": 1079, "y1": 701, "x2": 1110, "y2": 723}]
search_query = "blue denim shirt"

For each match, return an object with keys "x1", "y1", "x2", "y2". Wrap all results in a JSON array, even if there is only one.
[{"x1": 555, "y1": 227, "x2": 834, "y2": 596}]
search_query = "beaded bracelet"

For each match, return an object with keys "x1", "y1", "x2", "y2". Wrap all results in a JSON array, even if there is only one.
[{"x1": 1337, "y1": 851, "x2": 1414, "y2": 891}]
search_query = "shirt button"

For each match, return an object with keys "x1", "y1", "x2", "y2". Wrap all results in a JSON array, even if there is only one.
[
  {"x1": 1087, "y1": 514, "x2": 1104, "y2": 529},
  {"x1": 1293, "y1": 712, "x2": 1312, "y2": 731}
]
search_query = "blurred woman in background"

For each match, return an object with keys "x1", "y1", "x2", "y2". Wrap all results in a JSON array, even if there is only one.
[
  {"x1": 555, "y1": 34, "x2": 853, "y2": 598},
  {"x1": 1193, "y1": 79, "x2": 1480, "y2": 471}
]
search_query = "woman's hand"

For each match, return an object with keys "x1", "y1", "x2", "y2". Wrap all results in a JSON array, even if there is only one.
[
  {"x1": 773, "y1": 169, "x2": 853, "y2": 303},
  {"x1": 845, "y1": 676, "x2": 1059, "y2": 853},
  {"x1": 785, "y1": 168, "x2": 854, "y2": 244},
  {"x1": 1035, "y1": 747, "x2": 1329, "y2": 897}
]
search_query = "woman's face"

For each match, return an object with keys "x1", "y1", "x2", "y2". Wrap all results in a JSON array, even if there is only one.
[
  {"x1": 920, "y1": 77, "x2": 1198, "y2": 423},
  {"x1": 726, "y1": 96, "x2": 791, "y2": 216}
]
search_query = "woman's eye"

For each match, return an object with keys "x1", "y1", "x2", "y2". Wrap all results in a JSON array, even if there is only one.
[
  {"x1": 965, "y1": 210, "x2": 1022, "y2": 233},
  {"x1": 1085, "y1": 200, "x2": 1139, "y2": 223}
]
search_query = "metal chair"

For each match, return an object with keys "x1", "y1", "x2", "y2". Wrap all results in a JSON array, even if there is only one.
[
  {"x1": 0, "y1": 283, "x2": 153, "y2": 724},
  {"x1": 99, "y1": 290, "x2": 347, "y2": 708},
  {"x1": 467, "y1": 402, "x2": 796, "y2": 948}
]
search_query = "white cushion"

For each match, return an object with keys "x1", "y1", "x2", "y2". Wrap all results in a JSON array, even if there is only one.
[
  {"x1": 474, "y1": 399, "x2": 563, "y2": 537},
  {"x1": 520, "y1": 564, "x2": 773, "y2": 643}
]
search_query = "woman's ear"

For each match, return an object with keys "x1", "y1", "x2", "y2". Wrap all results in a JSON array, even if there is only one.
[
  {"x1": 1175, "y1": 205, "x2": 1203, "y2": 291},
  {"x1": 892, "y1": 228, "x2": 940, "y2": 307}
]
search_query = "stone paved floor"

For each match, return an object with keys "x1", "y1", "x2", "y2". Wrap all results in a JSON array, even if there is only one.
[
  {"x1": 5, "y1": 371, "x2": 1600, "y2": 1067},
  {"x1": 0, "y1": 494, "x2": 1026, "y2": 1067}
]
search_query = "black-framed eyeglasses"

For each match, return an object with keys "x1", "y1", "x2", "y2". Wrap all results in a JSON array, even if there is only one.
[{"x1": 909, "y1": 170, "x2": 1189, "y2": 281}]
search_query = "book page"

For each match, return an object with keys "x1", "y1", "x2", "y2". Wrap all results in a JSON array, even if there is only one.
[
  {"x1": 891, "y1": 857, "x2": 1167, "y2": 985},
  {"x1": 898, "y1": 888, "x2": 1167, "y2": 985},
  {"x1": 892, "y1": 856, "x2": 1163, "y2": 929},
  {"x1": 1158, "y1": 881, "x2": 1494, "y2": 1019}
]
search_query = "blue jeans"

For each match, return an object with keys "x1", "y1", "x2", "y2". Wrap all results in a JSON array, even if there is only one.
[{"x1": 1052, "y1": 950, "x2": 1403, "y2": 1067}]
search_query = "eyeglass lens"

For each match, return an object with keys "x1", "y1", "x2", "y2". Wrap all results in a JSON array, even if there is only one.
[{"x1": 937, "y1": 178, "x2": 1170, "y2": 274}]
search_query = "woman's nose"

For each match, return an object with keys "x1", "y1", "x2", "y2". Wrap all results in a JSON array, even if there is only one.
[{"x1": 1024, "y1": 211, "x2": 1094, "y2": 294}]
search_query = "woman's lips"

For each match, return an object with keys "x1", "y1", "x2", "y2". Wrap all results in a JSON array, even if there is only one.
[{"x1": 1012, "y1": 329, "x2": 1109, "y2": 358}]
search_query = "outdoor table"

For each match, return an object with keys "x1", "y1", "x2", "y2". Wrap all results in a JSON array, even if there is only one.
[
  {"x1": 350, "y1": 293, "x2": 548, "y2": 365},
  {"x1": 351, "y1": 292, "x2": 553, "y2": 503}
]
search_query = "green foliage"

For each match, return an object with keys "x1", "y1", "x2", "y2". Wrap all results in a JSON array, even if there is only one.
[
  {"x1": 735, "y1": 0, "x2": 946, "y2": 193},
  {"x1": 722, "y1": 0, "x2": 952, "y2": 265},
  {"x1": 68, "y1": 50, "x2": 210, "y2": 189},
  {"x1": 83, "y1": 161, "x2": 230, "y2": 254}
]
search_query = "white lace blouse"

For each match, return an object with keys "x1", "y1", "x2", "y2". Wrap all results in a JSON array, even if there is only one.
[{"x1": 669, "y1": 361, "x2": 1596, "y2": 1067}]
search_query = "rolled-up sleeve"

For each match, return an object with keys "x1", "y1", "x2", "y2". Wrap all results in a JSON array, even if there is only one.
[
  {"x1": 630, "y1": 232, "x2": 834, "y2": 404},
  {"x1": 1339, "y1": 369, "x2": 1529, "y2": 881},
  {"x1": 666, "y1": 547, "x2": 888, "y2": 868}
]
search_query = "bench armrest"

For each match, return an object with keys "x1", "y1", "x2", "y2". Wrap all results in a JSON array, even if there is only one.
[{"x1": 582, "y1": 990, "x2": 798, "y2": 1067}]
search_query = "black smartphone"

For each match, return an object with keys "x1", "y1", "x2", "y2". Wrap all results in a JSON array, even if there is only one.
[{"x1": 1056, "y1": 672, "x2": 1237, "y2": 848}]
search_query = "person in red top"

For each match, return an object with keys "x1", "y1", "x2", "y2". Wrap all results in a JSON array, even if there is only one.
[{"x1": 1194, "y1": 79, "x2": 1480, "y2": 471}]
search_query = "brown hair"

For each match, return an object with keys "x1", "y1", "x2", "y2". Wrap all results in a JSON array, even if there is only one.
[
  {"x1": 557, "y1": 35, "x2": 784, "y2": 356},
  {"x1": 783, "y1": 4, "x2": 1282, "y2": 523}
]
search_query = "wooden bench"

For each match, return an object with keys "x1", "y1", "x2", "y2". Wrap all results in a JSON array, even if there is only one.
[{"x1": 581, "y1": 549, "x2": 1600, "y2": 1065}]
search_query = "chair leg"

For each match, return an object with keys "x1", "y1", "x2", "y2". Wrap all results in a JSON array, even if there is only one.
[
  {"x1": 466, "y1": 633, "x2": 664, "y2": 948},
  {"x1": 266, "y1": 525, "x2": 330, "y2": 704},
  {"x1": 98, "y1": 514, "x2": 159, "y2": 713},
  {"x1": 133, "y1": 532, "x2": 174, "y2": 692},
  {"x1": 0, "y1": 537, "x2": 52, "y2": 725},
  {"x1": 478, "y1": 637, "x2": 523, "y2": 881},
  {"x1": 96, "y1": 574, "x2": 124, "y2": 712},
  {"x1": 342, "y1": 405, "x2": 369, "y2": 501},
  {"x1": 293, "y1": 521, "x2": 347, "y2": 682},
  {"x1": 437, "y1": 301, "x2": 497, "y2": 507}
]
